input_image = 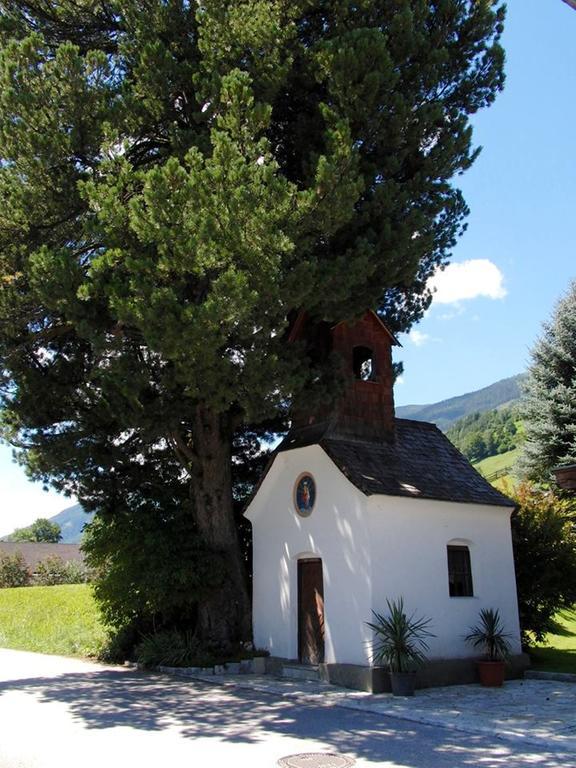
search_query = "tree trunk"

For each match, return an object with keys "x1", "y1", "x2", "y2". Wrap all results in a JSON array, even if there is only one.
[{"x1": 189, "y1": 405, "x2": 251, "y2": 650}]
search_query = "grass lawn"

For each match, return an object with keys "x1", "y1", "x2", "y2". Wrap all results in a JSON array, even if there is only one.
[
  {"x1": 473, "y1": 448, "x2": 520, "y2": 493},
  {"x1": 0, "y1": 583, "x2": 107, "y2": 658},
  {"x1": 529, "y1": 608, "x2": 576, "y2": 674},
  {"x1": 474, "y1": 447, "x2": 520, "y2": 478}
]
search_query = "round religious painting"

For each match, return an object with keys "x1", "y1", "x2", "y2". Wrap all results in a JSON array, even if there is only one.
[{"x1": 294, "y1": 473, "x2": 316, "y2": 517}]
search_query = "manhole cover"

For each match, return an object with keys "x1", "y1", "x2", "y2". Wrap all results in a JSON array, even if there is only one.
[{"x1": 277, "y1": 754, "x2": 355, "y2": 768}]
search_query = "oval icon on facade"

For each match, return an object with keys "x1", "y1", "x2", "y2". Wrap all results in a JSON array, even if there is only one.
[{"x1": 294, "y1": 473, "x2": 316, "y2": 517}]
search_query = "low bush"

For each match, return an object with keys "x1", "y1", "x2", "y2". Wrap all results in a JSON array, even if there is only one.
[
  {"x1": 34, "y1": 556, "x2": 69, "y2": 586},
  {"x1": 97, "y1": 623, "x2": 143, "y2": 664},
  {"x1": 34, "y1": 556, "x2": 89, "y2": 586},
  {"x1": 512, "y1": 483, "x2": 576, "y2": 643},
  {"x1": 62, "y1": 559, "x2": 91, "y2": 584},
  {"x1": 133, "y1": 630, "x2": 264, "y2": 668},
  {"x1": 0, "y1": 552, "x2": 30, "y2": 587},
  {"x1": 135, "y1": 630, "x2": 208, "y2": 668}
]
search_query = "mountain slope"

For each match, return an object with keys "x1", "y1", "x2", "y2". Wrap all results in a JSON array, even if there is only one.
[
  {"x1": 48, "y1": 504, "x2": 94, "y2": 544},
  {"x1": 396, "y1": 374, "x2": 525, "y2": 431},
  {"x1": 446, "y1": 405, "x2": 522, "y2": 463},
  {"x1": 2, "y1": 504, "x2": 94, "y2": 544}
]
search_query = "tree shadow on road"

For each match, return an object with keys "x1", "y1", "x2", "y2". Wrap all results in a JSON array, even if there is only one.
[{"x1": 0, "y1": 667, "x2": 571, "y2": 768}]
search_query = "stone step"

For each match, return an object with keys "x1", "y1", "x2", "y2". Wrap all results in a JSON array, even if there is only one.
[{"x1": 282, "y1": 663, "x2": 320, "y2": 682}]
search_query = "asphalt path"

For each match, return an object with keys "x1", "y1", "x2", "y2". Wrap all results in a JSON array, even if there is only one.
[{"x1": 0, "y1": 649, "x2": 573, "y2": 768}]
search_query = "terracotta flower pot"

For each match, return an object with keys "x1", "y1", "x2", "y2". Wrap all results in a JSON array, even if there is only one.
[{"x1": 477, "y1": 660, "x2": 506, "y2": 687}]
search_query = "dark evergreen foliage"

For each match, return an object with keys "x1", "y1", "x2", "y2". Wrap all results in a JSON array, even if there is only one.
[
  {"x1": 0, "y1": 0, "x2": 506, "y2": 647},
  {"x1": 519, "y1": 281, "x2": 576, "y2": 482}
]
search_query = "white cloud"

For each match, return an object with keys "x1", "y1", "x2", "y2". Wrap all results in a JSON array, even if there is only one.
[
  {"x1": 428, "y1": 259, "x2": 507, "y2": 305},
  {"x1": 409, "y1": 330, "x2": 430, "y2": 347}
]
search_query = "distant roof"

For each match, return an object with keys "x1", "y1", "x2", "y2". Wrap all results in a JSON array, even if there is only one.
[
  {"x1": 0, "y1": 542, "x2": 84, "y2": 570},
  {"x1": 276, "y1": 418, "x2": 515, "y2": 508}
]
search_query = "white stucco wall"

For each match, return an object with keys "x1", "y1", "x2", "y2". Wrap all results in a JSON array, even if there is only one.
[
  {"x1": 367, "y1": 495, "x2": 522, "y2": 658},
  {"x1": 246, "y1": 446, "x2": 522, "y2": 665},
  {"x1": 245, "y1": 445, "x2": 373, "y2": 664}
]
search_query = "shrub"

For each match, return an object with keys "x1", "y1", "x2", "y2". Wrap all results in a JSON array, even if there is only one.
[
  {"x1": 83, "y1": 504, "x2": 225, "y2": 636},
  {"x1": 0, "y1": 552, "x2": 30, "y2": 587},
  {"x1": 62, "y1": 559, "x2": 90, "y2": 584},
  {"x1": 34, "y1": 556, "x2": 69, "y2": 586},
  {"x1": 511, "y1": 483, "x2": 576, "y2": 643},
  {"x1": 135, "y1": 630, "x2": 208, "y2": 668},
  {"x1": 98, "y1": 624, "x2": 143, "y2": 664},
  {"x1": 34, "y1": 556, "x2": 91, "y2": 586}
]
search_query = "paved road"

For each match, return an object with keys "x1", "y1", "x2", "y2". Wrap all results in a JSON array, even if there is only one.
[{"x1": 0, "y1": 649, "x2": 573, "y2": 768}]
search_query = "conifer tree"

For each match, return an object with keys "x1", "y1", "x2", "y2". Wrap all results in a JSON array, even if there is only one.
[
  {"x1": 520, "y1": 281, "x2": 576, "y2": 482},
  {"x1": 0, "y1": 1, "x2": 505, "y2": 648}
]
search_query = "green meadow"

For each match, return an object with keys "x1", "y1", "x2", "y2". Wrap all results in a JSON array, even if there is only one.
[
  {"x1": 474, "y1": 447, "x2": 520, "y2": 492},
  {"x1": 0, "y1": 584, "x2": 106, "y2": 658},
  {"x1": 529, "y1": 608, "x2": 576, "y2": 674}
]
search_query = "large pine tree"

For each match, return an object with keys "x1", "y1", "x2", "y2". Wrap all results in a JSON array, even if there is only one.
[
  {"x1": 0, "y1": 0, "x2": 505, "y2": 649},
  {"x1": 520, "y1": 281, "x2": 576, "y2": 482}
]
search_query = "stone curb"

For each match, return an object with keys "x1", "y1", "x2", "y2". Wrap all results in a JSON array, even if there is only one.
[
  {"x1": 525, "y1": 670, "x2": 576, "y2": 683},
  {"x1": 127, "y1": 656, "x2": 267, "y2": 678}
]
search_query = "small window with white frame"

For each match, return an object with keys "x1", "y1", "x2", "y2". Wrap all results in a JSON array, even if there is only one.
[{"x1": 447, "y1": 544, "x2": 473, "y2": 597}]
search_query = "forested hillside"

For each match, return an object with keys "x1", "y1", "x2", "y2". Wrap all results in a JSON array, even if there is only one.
[
  {"x1": 396, "y1": 374, "x2": 525, "y2": 430},
  {"x1": 447, "y1": 406, "x2": 523, "y2": 463}
]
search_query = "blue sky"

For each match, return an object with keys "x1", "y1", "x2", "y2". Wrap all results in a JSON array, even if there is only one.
[
  {"x1": 395, "y1": 0, "x2": 576, "y2": 406},
  {"x1": 1, "y1": 0, "x2": 575, "y2": 532}
]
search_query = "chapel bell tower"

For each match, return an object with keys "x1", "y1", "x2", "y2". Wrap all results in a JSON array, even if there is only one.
[{"x1": 289, "y1": 310, "x2": 400, "y2": 441}]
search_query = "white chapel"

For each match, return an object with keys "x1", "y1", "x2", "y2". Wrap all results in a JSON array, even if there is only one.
[{"x1": 245, "y1": 311, "x2": 525, "y2": 691}]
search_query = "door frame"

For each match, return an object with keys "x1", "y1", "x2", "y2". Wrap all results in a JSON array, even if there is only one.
[{"x1": 297, "y1": 557, "x2": 325, "y2": 665}]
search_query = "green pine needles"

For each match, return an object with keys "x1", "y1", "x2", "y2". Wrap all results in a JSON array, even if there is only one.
[{"x1": 520, "y1": 280, "x2": 576, "y2": 483}]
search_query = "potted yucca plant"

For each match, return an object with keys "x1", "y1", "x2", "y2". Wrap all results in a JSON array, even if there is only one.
[
  {"x1": 366, "y1": 598, "x2": 434, "y2": 696},
  {"x1": 465, "y1": 608, "x2": 511, "y2": 687}
]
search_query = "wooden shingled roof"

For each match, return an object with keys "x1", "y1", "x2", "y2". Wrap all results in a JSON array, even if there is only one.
[{"x1": 277, "y1": 418, "x2": 515, "y2": 508}]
